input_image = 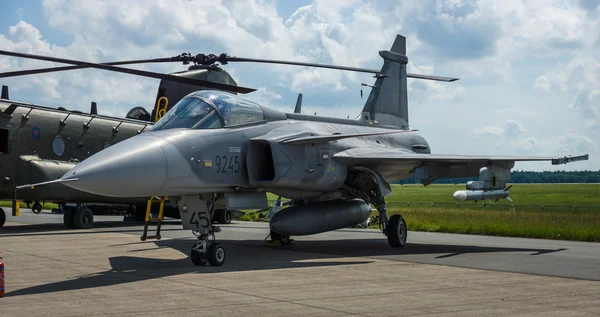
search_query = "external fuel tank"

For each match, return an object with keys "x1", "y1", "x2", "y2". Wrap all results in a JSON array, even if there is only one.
[{"x1": 269, "y1": 198, "x2": 371, "y2": 236}]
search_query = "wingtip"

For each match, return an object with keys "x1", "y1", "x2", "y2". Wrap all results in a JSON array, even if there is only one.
[{"x1": 551, "y1": 154, "x2": 589, "y2": 165}]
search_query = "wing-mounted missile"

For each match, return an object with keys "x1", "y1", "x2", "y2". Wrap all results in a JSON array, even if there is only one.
[{"x1": 452, "y1": 163, "x2": 514, "y2": 203}]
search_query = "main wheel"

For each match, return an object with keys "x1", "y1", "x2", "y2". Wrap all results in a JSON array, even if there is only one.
[
  {"x1": 206, "y1": 243, "x2": 226, "y2": 266},
  {"x1": 0, "y1": 207, "x2": 5, "y2": 228},
  {"x1": 190, "y1": 246, "x2": 208, "y2": 266},
  {"x1": 214, "y1": 209, "x2": 232, "y2": 224},
  {"x1": 387, "y1": 214, "x2": 407, "y2": 248},
  {"x1": 63, "y1": 208, "x2": 75, "y2": 229},
  {"x1": 73, "y1": 207, "x2": 94, "y2": 229}
]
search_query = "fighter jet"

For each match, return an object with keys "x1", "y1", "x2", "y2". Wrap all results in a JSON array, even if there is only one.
[{"x1": 13, "y1": 34, "x2": 588, "y2": 266}]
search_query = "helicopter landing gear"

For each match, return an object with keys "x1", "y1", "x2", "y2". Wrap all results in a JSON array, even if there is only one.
[
  {"x1": 31, "y1": 201, "x2": 42, "y2": 214},
  {"x1": 178, "y1": 195, "x2": 226, "y2": 266},
  {"x1": 73, "y1": 206, "x2": 94, "y2": 229},
  {"x1": 62, "y1": 205, "x2": 94, "y2": 229}
]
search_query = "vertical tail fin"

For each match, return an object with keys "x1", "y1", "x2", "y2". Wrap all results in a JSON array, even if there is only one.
[
  {"x1": 90, "y1": 101, "x2": 97, "y2": 115},
  {"x1": 1, "y1": 85, "x2": 8, "y2": 100},
  {"x1": 360, "y1": 35, "x2": 409, "y2": 129},
  {"x1": 294, "y1": 93, "x2": 303, "y2": 113}
]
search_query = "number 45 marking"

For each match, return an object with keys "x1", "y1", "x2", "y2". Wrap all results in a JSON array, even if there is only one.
[{"x1": 189, "y1": 211, "x2": 210, "y2": 229}]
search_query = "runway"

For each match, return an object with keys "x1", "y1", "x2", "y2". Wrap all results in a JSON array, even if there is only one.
[
  {"x1": 1, "y1": 210, "x2": 599, "y2": 316},
  {"x1": 5, "y1": 210, "x2": 600, "y2": 281}
]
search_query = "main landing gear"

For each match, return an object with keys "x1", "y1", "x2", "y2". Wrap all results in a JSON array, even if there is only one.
[
  {"x1": 177, "y1": 195, "x2": 227, "y2": 266},
  {"x1": 377, "y1": 202, "x2": 407, "y2": 248}
]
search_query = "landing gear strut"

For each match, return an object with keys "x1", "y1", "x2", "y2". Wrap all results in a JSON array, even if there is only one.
[
  {"x1": 344, "y1": 167, "x2": 408, "y2": 248},
  {"x1": 178, "y1": 195, "x2": 227, "y2": 266}
]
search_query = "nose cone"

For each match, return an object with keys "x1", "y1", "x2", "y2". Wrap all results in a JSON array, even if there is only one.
[{"x1": 62, "y1": 135, "x2": 167, "y2": 197}]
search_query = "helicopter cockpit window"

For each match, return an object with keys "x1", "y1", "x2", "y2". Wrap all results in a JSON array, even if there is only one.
[{"x1": 149, "y1": 97, "x2": 223, "y2": 131}]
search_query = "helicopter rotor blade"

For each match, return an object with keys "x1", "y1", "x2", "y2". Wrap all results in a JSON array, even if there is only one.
[
  {"x1": 221, "y1": 56, "x2": 459, "y2": 82},
  {"x1": 0, "y1": 57, "x2": 182, "y2": 78},
  {"x1": 0, "y1": 50, "x2": 256, "y2": 94}
]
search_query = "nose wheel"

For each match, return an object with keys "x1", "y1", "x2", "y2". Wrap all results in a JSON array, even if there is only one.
[{"x1": 190, "y1": 231, "x2": 226, "y2": 266}]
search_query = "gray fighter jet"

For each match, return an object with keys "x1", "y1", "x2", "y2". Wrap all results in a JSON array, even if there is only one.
[{"x1": 14, "y1": 34, "x2": 588, "y2": 266}]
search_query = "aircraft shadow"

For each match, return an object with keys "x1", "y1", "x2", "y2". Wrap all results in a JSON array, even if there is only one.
[
  {"x1": 6, "y1": 236, "x2": 566, "y2": 297},
  {"x1": 0, "y1": 220, "x2": 180, "y2": 237},
  {"x1": 254, "y1": 238, "x2": 568, "y2": 259}
]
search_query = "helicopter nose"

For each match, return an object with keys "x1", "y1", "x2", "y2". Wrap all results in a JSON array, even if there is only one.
[{"x1": 61, "y1": 134, "x2": 167, "y2": 197}]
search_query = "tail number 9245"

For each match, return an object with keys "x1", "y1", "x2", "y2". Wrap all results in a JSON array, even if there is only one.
[{"x1": 215, "y1": 155, "x2": 240, "y2": 173}]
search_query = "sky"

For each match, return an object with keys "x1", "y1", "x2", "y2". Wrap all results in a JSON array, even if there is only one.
[{"x1": 0, "y1": 0, "x2": 598, "y2": 172}]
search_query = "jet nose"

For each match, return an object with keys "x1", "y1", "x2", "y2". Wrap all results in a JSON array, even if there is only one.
[{"x1": 61, "y1": 135, "x2": 167, "y2": 197}]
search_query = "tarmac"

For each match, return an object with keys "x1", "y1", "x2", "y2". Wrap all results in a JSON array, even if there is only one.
[{"x1": 1, "y1": 210, "x2": 599, "y2": 316}]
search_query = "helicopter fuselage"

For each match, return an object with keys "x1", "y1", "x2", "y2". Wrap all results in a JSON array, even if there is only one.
[{"x1": 0, "y1": 99, "x2": 153, "y2": 204}]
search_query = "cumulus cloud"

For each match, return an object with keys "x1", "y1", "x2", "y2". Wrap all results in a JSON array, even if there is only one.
[
  {"x1": 420, "y1": 0, "x2": 598, "y2": 81},
  {"x1": 534, "y1": 57, "x2": 600, "y2": 128},
  {"x1": 556, "y1": 133, "x2": 597, "y2": 153},
  {"x1": 407, "y1": 62, "x2": 465, "y2": 101},
  {"x1": 513, "y1": 137, "x2": 539, "y2": 153},
  {"x1": 0, "y1": 1, "x2": 597, "y2": 171},
  {"x1": 503, "y1": 119, "x2": 527, "y2": 137},
  {"x1": 470, "y1": 119, "x2": 526, "y2": 139},
  {"x1": 512, "y1": 133, "x2": 595, "y2": 155},
  {"x1": 1, "y1": 0, "x2": 458, "y2": 113}
]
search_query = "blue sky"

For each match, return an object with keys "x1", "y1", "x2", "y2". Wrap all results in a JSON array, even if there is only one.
[{"x1": 0, "y1": 0, "x2": 598, "y2": 172}]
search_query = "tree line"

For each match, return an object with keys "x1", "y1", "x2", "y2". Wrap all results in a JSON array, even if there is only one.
[{"x1": 395, "y1": 170, "x2": 600, "y2": 184}]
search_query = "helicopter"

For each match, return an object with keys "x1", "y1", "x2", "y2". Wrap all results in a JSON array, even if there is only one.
[
  {"x1": 0, "y1": 55, "x2": 249, "y2": 229},
  {"x1": 3, "y1": 34, "x2": 588, "y2": 266}
]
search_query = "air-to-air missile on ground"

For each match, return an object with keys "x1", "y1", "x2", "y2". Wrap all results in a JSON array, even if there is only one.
[{"x1": 1, "y1": 34, "x2": 588, "y2": 266}]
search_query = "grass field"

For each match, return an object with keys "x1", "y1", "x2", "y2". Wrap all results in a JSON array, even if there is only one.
[
  {"x1": 267, "y1": 183, "x2": 600, "y2": 206},
  {"x1": 258, "y1": 183, "x2": 600, "y2": 242},
  {"x1": 5, "y1": 183, "x2": 599, "y2": 241}
]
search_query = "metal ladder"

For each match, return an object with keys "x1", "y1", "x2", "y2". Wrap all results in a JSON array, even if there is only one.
[{"x1": 140, "y1": 196, "x2": 167, "y2": 241}]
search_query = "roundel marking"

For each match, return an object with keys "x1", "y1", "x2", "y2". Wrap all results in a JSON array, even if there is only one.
[{"x1": 32, "y1": 126, "x2": 41, "y2": 139}]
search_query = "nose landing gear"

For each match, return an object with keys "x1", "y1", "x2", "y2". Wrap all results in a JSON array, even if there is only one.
[
  {"x1": 191, "y1": 231, "x2": 226, "y2": 266},
  {"x1": 177, "y1": 195, "x2": 227, "y2": 266}
]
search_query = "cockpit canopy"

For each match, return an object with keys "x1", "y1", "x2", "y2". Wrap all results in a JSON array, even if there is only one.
[{"x1": 149, "y1": 90, "x2": 266, "y2": 131}]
